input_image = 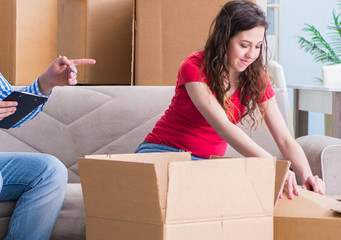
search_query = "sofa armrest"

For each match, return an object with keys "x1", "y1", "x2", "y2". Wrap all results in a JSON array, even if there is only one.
[
  {"x1": 320, "y1": 145, "x2": 341, "y2": 195},
  {"x1": 296, "y1": 135, "x2": 341, "y2": 182}
]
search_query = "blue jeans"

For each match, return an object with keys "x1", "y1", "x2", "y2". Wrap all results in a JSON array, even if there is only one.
[
  {"x1": 0, "y1": 152, "x2": 68, "y2": 240},
  {"x1": 135, "y1": 141, "x2": 204, "y2": 160}
]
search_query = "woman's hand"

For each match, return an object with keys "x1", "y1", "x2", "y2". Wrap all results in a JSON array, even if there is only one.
[
  {"x1": 0, "y1": 100, "x2": 17, "y2": 120},
  {"x1": 281, "y1": 170, "x2": 325, "y2": 199},
  {"x1": 282, "y1": 169, "x2": 299, "y2": 199},
  {"x1": 303, "y1": 175, "x2": 325, "y2": 195},
  {"x1": 38, "y1": 56, "x2": 96, "y2": 95},
  {"x1": 261, "y1": 98, "x2": 326, "y2": 198}
]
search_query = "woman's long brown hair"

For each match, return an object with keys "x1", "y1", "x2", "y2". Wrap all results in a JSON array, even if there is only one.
[{"x1": 203, "y1": 0, "x2": 269, "y2": 127}]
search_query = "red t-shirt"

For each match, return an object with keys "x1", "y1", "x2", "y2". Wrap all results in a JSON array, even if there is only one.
[{"x1": 145, "y1": 51, "x2": 275, "y2": 159}]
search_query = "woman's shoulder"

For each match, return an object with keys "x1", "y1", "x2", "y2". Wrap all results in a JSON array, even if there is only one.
[
  {"x1": 177, "y1": 51, "x2": 207, "y2": 85},
  {"x1": 182, "y1": 50, "x2": 204, "y2": 66}
]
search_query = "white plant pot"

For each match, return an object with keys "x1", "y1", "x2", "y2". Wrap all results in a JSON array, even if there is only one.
[{"x1": 322, "y1": 64, "x2": 341, "y2": 87}]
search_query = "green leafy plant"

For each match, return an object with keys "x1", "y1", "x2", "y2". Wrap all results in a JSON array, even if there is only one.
[{"x1": 297, "y1": 2, "x2": 341, "y2": 67}]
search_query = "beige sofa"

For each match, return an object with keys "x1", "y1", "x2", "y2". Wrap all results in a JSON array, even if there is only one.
[{"x1": 0, "y1": 85, "x2": 340, "y2": 239}]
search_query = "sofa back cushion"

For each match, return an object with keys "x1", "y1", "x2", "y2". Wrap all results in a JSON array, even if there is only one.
[{"x1": 0, "y1": 86, "x2": 287, "y2": 183}]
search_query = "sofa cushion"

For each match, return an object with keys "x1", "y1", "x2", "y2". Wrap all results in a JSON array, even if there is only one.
[
  {"x1": 0, "y1": 86, "x2": 286, "y2": 183},
  {"x1": 0, "y1": 86, "x2": 175, "y2": 183},
  {"x1": 51, "y1": 183, "x2": 85, "y2": 240},
  {"x1": 321, "y1": 145, "x2": 341, "y2": 195}
]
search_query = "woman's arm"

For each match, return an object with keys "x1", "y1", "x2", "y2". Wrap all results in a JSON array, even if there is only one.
[
  {"x1": 186, "y1": 81, "x2": 324, "y2": 197},
  {"x1": 185, "y1": 81, "x2": 271, "y2": 157},
  {"x1": 261, "y1": 97, "x2": 325, "y2": 194}
]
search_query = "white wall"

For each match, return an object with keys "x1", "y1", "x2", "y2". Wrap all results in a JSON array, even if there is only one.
[{"x1": 280, "y1": 0, "x2": 338, "y2": 135}]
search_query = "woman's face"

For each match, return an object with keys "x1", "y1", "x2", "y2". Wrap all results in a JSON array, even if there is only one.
[{"x1": 227, "y1": 26, "x2": 265, "y2": 77}]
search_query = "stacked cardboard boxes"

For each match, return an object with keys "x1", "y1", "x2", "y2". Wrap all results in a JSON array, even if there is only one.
[
  {"x1": 57, "y1": 0, "x2": 134, "y2": 85},
  {"x1": 133, "y1": 0, "x2": 227, "y2": 86},
  {"x1": 57, "y1": 0, "x2": 230, "y2": 85},
  {"x1": 133, "y1": 0, "x2": 265, "y2": 85},
  {"x1": 1, "y1": 0, "x2": 265, "y2": 85},
  {"x1": 58, "y1": 0, "x2": 265, "y2": 85},
  {"x1": 0, "y1": 0, "x2": 57, "y2": 85}
]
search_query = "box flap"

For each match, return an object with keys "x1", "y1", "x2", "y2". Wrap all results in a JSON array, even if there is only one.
[
  {"x1": 331, "y1": 202, "x2": 341, "y2": 214},
  {"x1": 80, "y1": 152, "x2": 190, "y2": 223},
  {"x1": 329, "y1": 195, "x2": 341, "y2": 201},
  {"x1": 274, "y1": 160, "x2": 290, "y2": 207},
  {"x1": 165, "y1": 157, "x2": 276, "y2": 224},
  {"x1": 78, "y1": 157, "x2": 162, "y2": 223},
  {"x1": 275, "y1": 188, "x2": 341, "y2": 219}
]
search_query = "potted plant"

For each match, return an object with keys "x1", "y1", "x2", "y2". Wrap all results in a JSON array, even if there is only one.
[{"x1": 297, "y1": 1, "x2": 341, "y2": 86}]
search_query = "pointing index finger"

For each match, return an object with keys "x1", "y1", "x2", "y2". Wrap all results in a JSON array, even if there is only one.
[{"x1": 70, "y1": 59, "x2": 96, "y2": 66}]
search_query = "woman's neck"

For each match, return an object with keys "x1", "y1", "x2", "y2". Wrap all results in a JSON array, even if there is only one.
[
  {"x1": 228, "y1": 70, "x2": 240, "y2": 83},
  {"x1": 224, "y1": 76, "x2": 240, "y2": 98}
]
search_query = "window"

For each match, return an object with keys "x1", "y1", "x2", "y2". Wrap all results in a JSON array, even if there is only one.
[{"x1": 267, "y1": 0, "x2": 280, "y2": 62}]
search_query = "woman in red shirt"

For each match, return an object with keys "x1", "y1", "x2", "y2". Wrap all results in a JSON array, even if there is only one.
[{"x1": 135, "y1": 0, "x2": 324, "y2": 198}]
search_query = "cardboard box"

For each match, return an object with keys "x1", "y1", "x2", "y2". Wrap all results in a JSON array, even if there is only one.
[
  {"x1": 329, "y1": 195, "x2": 341, "y2": 201},
  {"x1": 78, "y1": 152, "x2": 289, "y2": 239},
  {"x1": 56, "y1": 0, "x2": 266, "y2": 85},
  {"x1": 274, "y1": 188, "x2": 341, "y2": 240},
  {"x1": 133, "y1": 0, "x2": 265, "y2": 86},
  {"x1": 57, "y1": 0, "x2": 133, "y2": 85},
  {"x1": 134, "y1": 0, "x2": 226, "y2": 86},
  {"x1": 0, "y1": 0, "x2": 57, "y2": 85}
]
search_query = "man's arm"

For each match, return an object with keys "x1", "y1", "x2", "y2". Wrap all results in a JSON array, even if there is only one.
[
  {"x1": 0, "y1": 73, "x2": 49, "y2": 127},
  {"x1": 0, "y1": 73, "x2": 15, "y2": 100},
  {"x1": 0, "y1": 56, "x2": 95, "y2": 128},
  {"x1": 12, "y1": 79, "x2": 51, "y2": 127}
]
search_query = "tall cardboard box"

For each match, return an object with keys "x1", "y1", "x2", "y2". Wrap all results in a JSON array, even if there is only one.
[
  {"x1": 133, "y1": 0, "x2": 265, "y2": 86},
  {"x1": 0, "y1": 0, "x2": 57, "y2": 85},
  {"x1": 57, "y1": 0, "x2": 133, "y2": 85},
  {"x1": 78, "y1": 152, "x2": 289, "y2": 239}
]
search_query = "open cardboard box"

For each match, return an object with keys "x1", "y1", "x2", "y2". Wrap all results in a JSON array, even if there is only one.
[
  {"x1": 78, "y1": 152, "x2": 289, "y2": 239},
  {"x1": 274, "y1": 188, "x2": 341, "y2": 239},
  {"x1": 212, "y1": 156, "x2": 341, "y2": 239}
]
